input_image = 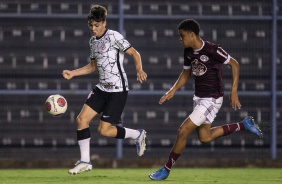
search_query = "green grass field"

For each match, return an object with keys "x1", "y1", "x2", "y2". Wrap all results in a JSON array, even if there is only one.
[{"x1": 0, "y1": 168, "x2": 281, "y2": 184}]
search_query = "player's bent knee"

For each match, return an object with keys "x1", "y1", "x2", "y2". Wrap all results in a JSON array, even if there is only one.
[
  {"x1": 177, "y1": 126, "x2": 189, "y2": 139},
  {"x1": 97, "y1": 126, "x2": 104, "y2": 136},
  {"x1": 199, "y1": 137, "x2": 213, "y2": 143},
  {"x1": 98, "y1": 127, "x2": 111, "y2": 137},
  {"x1": 76, "y1": 115, "x2": 89, "y2": 126},
  {"x1": 97, "y1": 123, "x2": 111, "y2": 137},
  {"x1": 76, "y1": 116, "x2": 82, "y2": 125},
  {"x1": 97, "y1": 127, "x2": 104, "y2": 136}
]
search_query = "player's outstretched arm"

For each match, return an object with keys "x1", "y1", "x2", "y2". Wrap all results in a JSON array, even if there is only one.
[
  {"x1": 62, "y1": 60, "x2": 97, "y2": 80},
  {"x1": 125, "y1": 47, "x2": 147, "y2": 83},
  {"x1": 227, "y1": 57, "x2": 241, "y2": 110},
  {"x1": 159, "y1": 69, "x2": 191, "y2": 105}
]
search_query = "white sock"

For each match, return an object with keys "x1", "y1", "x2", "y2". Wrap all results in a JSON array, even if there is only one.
[
  {"x1": 124, "y1": 128, "x2": 140, "y2": 139},
  {"x1": 78, "y1": 138, "x2": 90, "y2": 162}
]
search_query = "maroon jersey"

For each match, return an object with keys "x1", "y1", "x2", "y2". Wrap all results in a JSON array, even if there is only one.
[{"x1": 183, "y1": 40, "x2": 230, "y2": 99}]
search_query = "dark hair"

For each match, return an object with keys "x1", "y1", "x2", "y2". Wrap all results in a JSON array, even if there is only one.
[
  {"x1": 88, "y1": 5, "x2": 107, "y2": 22},
  {"x1": 178, "y1": 19, "x2": 200, "y2": 36}
]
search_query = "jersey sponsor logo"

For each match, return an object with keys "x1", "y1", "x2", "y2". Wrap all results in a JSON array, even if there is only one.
[
  {"x1": 200, "y1": 55, "x2": 209, "y2": 62},
  {"x1": 102, "y1": 82, "x2": 114, "y2": 89},
  {"x1": 191, "y1": 59, "x2": 207, "y2": 76}
]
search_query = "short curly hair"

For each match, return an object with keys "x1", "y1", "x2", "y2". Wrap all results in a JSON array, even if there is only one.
[
  {"x1": 88, "y1": 5, "x2": 107, "y2": 22},
  {"x1": 178, "y1": 19, "x2": 200, "y2": 36}
]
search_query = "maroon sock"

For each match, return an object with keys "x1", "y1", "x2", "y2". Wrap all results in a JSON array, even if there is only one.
[
  {"x1": 164, "y1": 151, "x2": 180, "y2": 173},
  {"x1": 221, "y1": 122, "x2": 245, "y2": 136}
]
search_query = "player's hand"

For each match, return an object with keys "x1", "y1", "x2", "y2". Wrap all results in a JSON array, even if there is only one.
[
  {"x1": 137, "y1": 69, "x2": 147, "y2": 83},
  {"x1": 229, "y1": 91, "x2": 241, "y2": 110},
  {"x1": 62, "y1": 70, "x2": 74, "y2": 80},
  {"x1": 159, "y1": 90, "x2": 175, "y2": 105}
]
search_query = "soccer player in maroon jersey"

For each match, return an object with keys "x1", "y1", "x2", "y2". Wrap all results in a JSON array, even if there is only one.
[{"x1": 149, "y1": 19, "x2": 262, "y2": 180}]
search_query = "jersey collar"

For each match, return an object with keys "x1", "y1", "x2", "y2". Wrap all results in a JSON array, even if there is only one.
[
  {"x1": 193, "y1": 40, "x2": 205, "y2": 52},
  {"x1": 96, "y1": 29, "x2": 108, "y2": 40}
]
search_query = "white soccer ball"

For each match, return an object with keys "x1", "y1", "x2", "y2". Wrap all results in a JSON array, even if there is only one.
[{"x1": 45, "y1": 94, "x2": 67, "y2": 117}]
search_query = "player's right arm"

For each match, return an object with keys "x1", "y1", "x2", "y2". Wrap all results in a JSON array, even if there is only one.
[
  {"x1": 159, "y1": 69, "x2": 191, "y2": 104},
  {"x1": 125, "y1": 47, "x2": 147, "y2": 83},
  {"x1": 62, "y1": 59, "x2": 97, "y2": 80}
]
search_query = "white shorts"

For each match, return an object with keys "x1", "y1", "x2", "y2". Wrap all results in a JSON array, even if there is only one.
[{"x1": 189, "y1": 95, "x2": 223, "y2": 126}]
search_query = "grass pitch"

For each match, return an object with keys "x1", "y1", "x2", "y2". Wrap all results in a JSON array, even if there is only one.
[{"x1": 0, "y1": 168, "x2": 281, "y2": 184}]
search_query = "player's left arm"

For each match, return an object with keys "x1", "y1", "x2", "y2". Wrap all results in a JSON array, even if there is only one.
[
  {"x1": 227, "y1": 57, "x2": 241, "y2": 110},
  {"x1": 125, "y1": 47, "x2": 147, "y2": 83}
]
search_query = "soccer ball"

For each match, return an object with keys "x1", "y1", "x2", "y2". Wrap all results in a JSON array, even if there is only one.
[{"x1": 45, "y1": 94, "x2": 67, "y2": 117}]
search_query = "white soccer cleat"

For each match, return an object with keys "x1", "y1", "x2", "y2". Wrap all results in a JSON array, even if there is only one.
[
  {"x1": 68, "y1": 160, "x2": 92, "y2": 175},
  {"x1": 135, "y1": 129, "x2": 147, "y2": 156}
]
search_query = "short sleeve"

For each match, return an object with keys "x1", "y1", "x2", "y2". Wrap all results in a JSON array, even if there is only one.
[
  {"x1": 112, "y1": 31, "x2": 131, "y2": 52},
  {"x1": 183, "y1": 48, "x2": 192, "y2": 70},
  {"x1": 213, "y1": 46, "x2": 230, "y2": 64},
  {"x1": 89, "y1": 37, "x2": 95, "y2": 60}
]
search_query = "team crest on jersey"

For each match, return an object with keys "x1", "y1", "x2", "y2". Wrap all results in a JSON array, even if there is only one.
[
  {"x1": 100, "y1": 41, "x2": 107, "y2": 50},
  {"x1": 191, "y1": 59, "x2": 207, "y2": 76},
  {"x1": 200, "y1": 55, "x2": 209, "y2": 62}
]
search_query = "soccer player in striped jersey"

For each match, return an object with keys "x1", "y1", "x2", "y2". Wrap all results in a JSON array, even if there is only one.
[{"x1": 63, "y1": 5, "x2": 147, "y2": 175}]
